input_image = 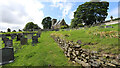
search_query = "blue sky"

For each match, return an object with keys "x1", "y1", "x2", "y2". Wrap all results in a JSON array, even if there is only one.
[
  {"x1": 0, "y1": 0, "x2": 119, "y2": 31},
  {"x1": 42, "y1": 2, "x2": 118, "y2": 25}
]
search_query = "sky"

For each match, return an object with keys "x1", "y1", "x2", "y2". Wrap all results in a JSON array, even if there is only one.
[{"x1": 0, "y1": 0, "x2": 119, "y2": 32}]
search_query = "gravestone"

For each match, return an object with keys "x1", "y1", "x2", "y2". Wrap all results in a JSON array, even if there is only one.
[
  {"x1": 2, "y1": 38, "x2": 9, "y2": 43},
  {"x1": 11, "y1": 34, "x2": 16, "y2": 39},
  {"x1": 37, "y1": 33, "x2": 40, "y2": 37},
  {"x1": 5, "y1": 40, "x2": 13, "y2": 47},
  {"x1": 27, "y1": 34, "x2": 32, "y2": 39},
  {"x1": 0, "y1": 47, "x2": 14, "y2": 65},
  {"x1": 20, "y1": 38, "x2": 27, "y2": 45},
  {"x1": 105, "y1": 26, "x2": 113, "y2": 28},
  {"x1": 16, "y1": 34, "x2": 22, "y2": 41},
  {"x1": 2, "y1": 34, "x2": 6, "y2": 40},
  {"x1": 32, "y1": 36, "x2": 38, "y2": 44}
]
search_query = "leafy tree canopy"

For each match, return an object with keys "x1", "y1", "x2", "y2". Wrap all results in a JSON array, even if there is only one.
[
  {"x1": 23, "y1": 22, "x2": 40, "y2": 31},
  {"x1": 70, "y1": 1, "x2": 109, "y2": 28},
  {"x1": 41, "y1": 17, "x2": 52, "y2": 29}
]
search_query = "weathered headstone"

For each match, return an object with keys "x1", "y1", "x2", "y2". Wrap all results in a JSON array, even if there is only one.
[
  {"x1": 0, "y1": 47, "x2": 14, "y2": 65},
  {"x1": 2, "y1": 38, "x2": 9, "y2": 43},
  {"x1": 20, "y1": 38, "x2": 27, "y2": 45},
  {"x1": 27, "y1": 34, "x2": 32, "y2": 39},
  {"x1": 11, "y1": 34, "x2": 16, "y2": 39},
  {"x1": 5, "y1": 40, "x2": 13, "y2": 47},
  {"x1": 32, "y1": 36, "x2": 38, "y2": 44}
]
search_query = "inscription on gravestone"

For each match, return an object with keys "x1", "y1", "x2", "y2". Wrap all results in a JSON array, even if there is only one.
[
  {"x1": 0, "y1": 47, "x2": 14, "y2": 65},
  {"x1": 5, "y1": 40, "x2": 13, "y2": 47},
  {"x1": 32, "y1": 36, "x2": 38, "y2": 44},
  {"x1": 27, "y1": 34, "x2": 32, "y2": 39},
  {"x1": 20, "y1": 38, "x2": 28, "y2": 45}
]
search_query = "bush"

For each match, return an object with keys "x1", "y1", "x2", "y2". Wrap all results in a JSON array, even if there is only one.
[
  {"x1": 60, "y1": 25, "x2": 68, "y2": 29},
  {"x1": 77, "y1": 24, "x2": 84, "y2": 27}
]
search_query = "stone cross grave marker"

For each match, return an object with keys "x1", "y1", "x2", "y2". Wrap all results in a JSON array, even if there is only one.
[
  {"x1": 0, "y1": 47, "x2": 14, "y2": 65},
  {"x1": 27, "y1": 34, "x2": 32, "y2": 39},
  {"x1": 32, "y1": 36, "x2": 38, "y2": 44},
  {"x1": 5, "y1": 39, "x2": 13, "y2": 47},
  {"x1": 20, "y1": 37, "x2": 28, "y2": 45}
]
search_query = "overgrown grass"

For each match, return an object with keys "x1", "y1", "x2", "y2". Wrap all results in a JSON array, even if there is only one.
[{"x1": 52, "y1": 23, "x2": 119, "y2": 54}]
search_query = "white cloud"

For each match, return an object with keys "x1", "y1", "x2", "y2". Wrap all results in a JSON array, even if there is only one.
[
  {"x1": 51, "y1": 0, "x2": 73, "y2": 18},
  {"x1": 0, "y1": 0, "x2": 44, "y2": 31},
  {"x1": 69, "y1": 10, "x2": 76, "y2": 19}
]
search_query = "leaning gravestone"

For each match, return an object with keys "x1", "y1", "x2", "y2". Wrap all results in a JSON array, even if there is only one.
[
  {"x1": 5, "y1": 39, "x2": 13, "y2": 47},
  {"x1": 32, "y1": 36, "x2": 38, "y2": 44},
  {"x1": 20, "y1": 38, "x2": 27, "y2": 45},
  {"x1": 0, "y1": 47, "x2": 14, "y2": 65},
  {"x1": 27, "y1": 34, "x2": 32, "y2": 39}
]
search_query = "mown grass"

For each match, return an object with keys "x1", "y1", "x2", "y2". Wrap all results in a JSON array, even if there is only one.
[
  {"x1": 3, "y1": 31, "x2": 79, "y2": 66},
  {"x1": 52, "y1": 23, "x2": 119, "y2": 54}
]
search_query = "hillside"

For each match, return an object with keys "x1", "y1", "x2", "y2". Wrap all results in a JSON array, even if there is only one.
[
  {"x1": 51, "y1": 23, "x2": 119, "y2": 54},
  {"x1": 1, "y1": 23, "x2": 119, "y2": 67}
]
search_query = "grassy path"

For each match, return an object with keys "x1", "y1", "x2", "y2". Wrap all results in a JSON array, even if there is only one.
[{"x1": 5, "y1": 31, "x2": 74, "y2": 66}]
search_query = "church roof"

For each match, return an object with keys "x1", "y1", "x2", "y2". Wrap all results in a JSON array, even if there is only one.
[{"x1": 53, "y1": 19, "x2": 65, "y2": 26}]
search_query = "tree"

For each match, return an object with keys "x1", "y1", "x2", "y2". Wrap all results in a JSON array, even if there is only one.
[
  {"x1": 12, "y1": 30, "x2": 16, "y2": 32},
  {"x1": 70, "y1": 1, "x2": 109, "y2": 28},
  {"x1": 110, "y1": 16, "x2": 113, "y2": 21},
  {"x1": 19, "y1": 29, "x2": 22, "y2": 32},
  {"x1": 23, "y1": 22, "x2": 40, "y2": 31},
  {"x1": 41, "y1": 17, "x2": 52, "y2": 29},
  {"x1": 7, "y1": 28, "x2": 11, "y2": 32}
]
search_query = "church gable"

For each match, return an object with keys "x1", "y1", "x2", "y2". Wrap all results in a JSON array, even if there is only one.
[{"x1": 51, "y1": 19, "x2": 68, "y2": 29}]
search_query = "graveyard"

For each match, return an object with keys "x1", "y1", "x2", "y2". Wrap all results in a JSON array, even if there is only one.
[
  {"x1": 0, "y1": 0, "x2": 120, "y2": 67},
  {"x1": 0, "y1": 23, "x2": 120, "y2": 67}
]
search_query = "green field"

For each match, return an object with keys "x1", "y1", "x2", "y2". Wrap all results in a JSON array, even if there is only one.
[{"x1": 1, "y1": 23, "x2": 119, "y2": 66}]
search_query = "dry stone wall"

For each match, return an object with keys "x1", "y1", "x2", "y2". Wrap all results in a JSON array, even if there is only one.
[{"x1": 51, "y1": 35, "x2": 120, "y2": 67}]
